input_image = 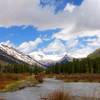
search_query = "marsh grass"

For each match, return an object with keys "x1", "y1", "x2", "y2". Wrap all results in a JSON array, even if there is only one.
[
  {"x1": 40, "y1": 89, "x2": 71, "y2": 100},
  {"x1": 0, "y1": 73, "x2": 30, "y2": 90},
  {"x1": 0, "y1": 74, "x2": 41, "y2": 92},
  {"x1": 55, "y1": 74, "x2": 100, "y2": 82},
  {"x1": 35, "y1": 73, "x2": 44, "y2": 83},
  {"x1": 40, "y1": 89, "x2": 100, "y2": 100}
]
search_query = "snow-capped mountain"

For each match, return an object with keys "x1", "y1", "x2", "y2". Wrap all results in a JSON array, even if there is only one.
[
  {"x1": 59, "y1": 54, "x2": 73, "y2": 63},
  {"x1": 39, "y1": 60, "x2": 57, "y2": 67},
  {"x1": 40, "y1": 54, "x2": 73, "y2": 66},
  {"x1": 0, "y1": 44, "x2": 73, "y2": 67},
  {"x1": 0, "y1": 44, "x2": 44, "y2": 67}
]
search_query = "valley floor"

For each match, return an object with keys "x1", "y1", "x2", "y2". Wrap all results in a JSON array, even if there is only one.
[
  {"x1": 1, "y1": 73, "x2": 100, "y2": 100},
  {"x1": 0, "y1": 78, "x2": 100, "y2": 100},
  {"x1": 1, "y1": 73, "x2": 100, "y2": 92}
]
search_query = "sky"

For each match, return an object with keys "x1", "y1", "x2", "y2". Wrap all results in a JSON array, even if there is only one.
[{"x1": 0, "y1": 0, "x2": 100, "y2": 61}]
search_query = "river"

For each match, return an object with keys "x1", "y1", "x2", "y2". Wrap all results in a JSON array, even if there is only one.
[{"x1": 0, "y1": 78, "x2": 100, "y2": 100}]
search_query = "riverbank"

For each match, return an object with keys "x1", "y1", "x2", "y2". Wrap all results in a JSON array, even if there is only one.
[
  {"x1": 0, "y1": 78, "x2": 100, "y2": 100},
  {"x1": 0, "y1": 73, "x2": 40, "y2": 92},
  {"x1": 46, "y1": 74, "x2": 100, "y2": 82}
]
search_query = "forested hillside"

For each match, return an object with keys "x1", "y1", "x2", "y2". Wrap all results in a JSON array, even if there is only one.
[
  {"x1": 88, "y1": 48, "x2": 100, "y2": 58},
  {"x1": 46, "y1": 57, "x2": 100, "y2": 74},
  {"x1": 0, "y1": 64, "x2": 44, "y2": 74}
]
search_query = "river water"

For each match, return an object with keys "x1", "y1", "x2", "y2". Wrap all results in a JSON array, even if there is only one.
[{"x1": 0, "y1": 78, "x2": 100, "y2": 100}]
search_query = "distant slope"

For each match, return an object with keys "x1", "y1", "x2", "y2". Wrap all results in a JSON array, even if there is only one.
[
  {"x1": 0, "y1": 44, "x2": 44, "y2": 67},
  {"x1": 0, "y1": 48, "x2": 26, "y2": 65},
  {"x1": 88, "y1": 48, "x2": 100, "y2": 58}
]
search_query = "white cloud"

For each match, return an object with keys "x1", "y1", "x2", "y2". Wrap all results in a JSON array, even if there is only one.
[
  {"x1": 0, "y1": 0, "x2": 73, "y2": 30},
  {"x1": 0, "y1": 0, "x2": 100, "y2": 59},
  {"x1": 29, "y1": 39, "x2": 67, "y2": 61},
  {"x1": 66, "y1": 39, "x2": 79, "y2": 49},
  {"x1": 0, "y1": 0, "x2": 100, "y2": 34},
  {"x1": 53, "y1": 29, "x2": 100, "y2": 41},
  {"x1": 17, "y1": 37, "x2": 42, "y2": 54},
  {"x1": 69, "y1": 47, "x2": 94, "y2": 58},
  {"x1": 29, "y1": 50, "x2": 62, "y2": 61},
  {"x1": 29, "y1": 51, "x2": 44, "y2": 61},
  {"x1": 87, "y1": 37, "x2": 100, "y2": 48},
  {"x1": 0, "y1": 0, "x2": 100, "y2": 32},
  {"x1": 53, "y1": 25, "x2": 75, "y2": 40},
  {"x1": 41, "y1": 54, "x2": 62, "y2": 61},
  {"x1": 64, "y1": 3, "x2": 76, "y2": 13},
  {"x1": 43, "y1": 39, "x2": 66, "y2": 55}
]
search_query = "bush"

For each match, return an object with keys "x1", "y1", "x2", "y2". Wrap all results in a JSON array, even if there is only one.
[{"x1": 35, "y1": 73, "x2": 44, "y2": 83}]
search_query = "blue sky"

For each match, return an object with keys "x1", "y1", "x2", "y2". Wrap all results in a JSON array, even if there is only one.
[
  {"x1": 0, "y1": 0, "x2": 100, "y2": 60},
  {"x1": 40, "y1": 0, "x2": 83, "y2": 12},
  {"x1": 0, "y1": 26, "x2": 59, "y2": 45}
]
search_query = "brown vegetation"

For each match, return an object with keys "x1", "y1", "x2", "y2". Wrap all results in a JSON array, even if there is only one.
[
  {"x1": 55, "y1": 74, "x2": 100, "y2": 82},
  {"x1": 0, "y1": 73, "x2": 45, "y2": 92},
  {"x1": 0, "y1": 97, "x2": 5, "y2": 100},
  {"x1": 35, "y1": 73, "x2": 45, "y2": 83},
  {"x1": 40, "y1": 89, "x2": 71, "y2": 100},
  {"x1": 40, "y1": 89, "x2": 100, "y2": 100},
  {"x1": 0, "y1": 73, "x2": 30, "y2": 91}
]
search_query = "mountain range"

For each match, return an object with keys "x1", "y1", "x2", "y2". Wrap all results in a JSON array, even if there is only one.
[
  {"x1": 0, "y1": 44, "x2": 45, "y2": 67},
  {"x1": 39, "y1": 54, "x2": 73, "y2": 67},
  {"x1": 1, "y1": 44, "x2": 99, "y2": 68},
  {"x1": 0, "y1": 44, "x2": 73, "y2": 67}
]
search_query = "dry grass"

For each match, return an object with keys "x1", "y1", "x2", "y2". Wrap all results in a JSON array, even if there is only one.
[
  {"x1": 40, "y1": 89, "x2": 71, "y2": 100},
  {"x1": 5, "y1": 75, "x2": 39, "y2": 92},
  {"x1": 40, "y1": 89, "x2": 100, "y2": 100},
  {"x1": 0, "y1": 73, "x2": 45, "y2": 92},
  {"x1": 55, "y1": 74, "x2": 100, "y2": 82},
  {"x1": 0, "y1": 73, "x2": 31, "y2": 91},
  {"x1": 35, "y1": 73, "x2": 44, "y2": 83}
]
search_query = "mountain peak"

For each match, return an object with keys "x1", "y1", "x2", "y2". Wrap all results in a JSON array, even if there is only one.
[{"x1": 60, "y1": 54, "x2": 73, "y2": 63}]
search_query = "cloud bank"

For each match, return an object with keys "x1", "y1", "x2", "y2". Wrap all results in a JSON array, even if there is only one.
[{"x1": 0, "y1": 0, "x2": 100, "y2": 60}]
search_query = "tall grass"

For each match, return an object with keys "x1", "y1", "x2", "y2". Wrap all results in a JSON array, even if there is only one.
[
  {"x1": 40, "y1": 89, "x2": 71, "y2": 100},
  {"x1": 35, "y1": 73, "x2": 44, "y2": 83},
  {"x1": 55, "y1": 74, "x2": 100, "y2": 82},
  {"x1": 40, "y1": 89, "x2": 100, "y2": 100},
  {"x1": 0, "y1": 73, "x2": 30, "y2": 90}
]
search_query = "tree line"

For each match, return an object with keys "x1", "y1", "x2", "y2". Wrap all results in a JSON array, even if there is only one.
[
  {"x1": 0, "y1": 57, "x2": 100, "y2": 74},
  {"x1": 46, "y1": 57, "x2": 100, "y2": 74},
  {"x1": 0, "y1": 64, "x2": 44, "y2": 74}
]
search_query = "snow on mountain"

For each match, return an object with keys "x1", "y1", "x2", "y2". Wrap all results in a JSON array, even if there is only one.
[
  {"x1": 39, "y1": 54, "x2": 73, "y2": 67},
  {"x1": 39, "y1": 60, "x2": 57, "y2": 67},
  {"x1": 0, "y1": 44, "x2": 44, "y2": 67},
  {"x1": 59, "y1": 54, "x2": 73, "y2": 63},
  {"x1": 0, "y1": 44, "x2": 73, "y2": 67}
]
